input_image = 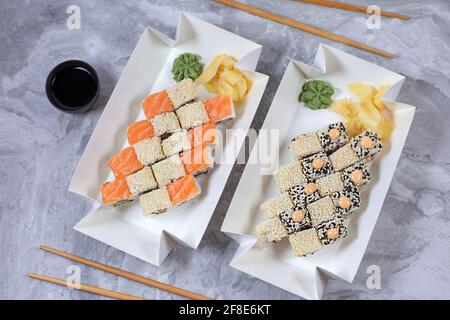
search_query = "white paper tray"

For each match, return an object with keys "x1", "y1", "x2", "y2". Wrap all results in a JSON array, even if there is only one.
[
  {"x1": 221, "y1": 44, "x2": 415, "y2": 299},
  {"x1": 69, "y1": 13, "x2": 269, "y2": 266}
]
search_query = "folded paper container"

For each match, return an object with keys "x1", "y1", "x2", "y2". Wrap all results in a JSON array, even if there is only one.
[
  {"x1": 221, "y1": 44, "x2": 415, "y2": 299},
  {"x1": 69, "y1": 13, "x2": 269, "y2": 266}
]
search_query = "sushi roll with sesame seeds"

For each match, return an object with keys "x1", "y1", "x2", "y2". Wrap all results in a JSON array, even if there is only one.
[
  {"x1": 255, "y1": 217, "x2": 288, "y2": 246},
  {"x1": 329, "y1": 143, "x2": 360, "y2": 172},
  {"x1": 288, "y1": 132, "x2": 323, "y2": 160},
  {"x1": 189, "y1": 123, "x2": 217, "y2": 147},
  {"x1": 175, "y1": 101, "x2": 210, "y2": 129},
  {"x1": 161, "y1": 129, "x2": 192, "y2": 157},
  {"x1": 287, "y1": 182, "x2": 321, "y2": 210},
  {"x1": 301, "y1": 151, "x2": 333, "y2": 180},
  {"x1": 316, "y1": 216, "x2": 347, "y2": 246},
  {"x1": 331, "y1": 187, "x2": 361, "y2": 216},
  {"x1": 132, "y1": 136, "x2": 165, "y2": 166},
  {"x1": 273, "y1": 161, "x2": 307, "y2": 191},
  {"x1": 139, "y1": 187, "x2": 172, "y2": 215},
  {"x1": 151, "y1": 155, "x2": 186, "y2": 187},
  {"x1": 125, "y1": 166, "x2": 158, "y2": 196},
  {"x1": 150, "y1": 112, "x2": 181, "y2": 137},
  {"x1": 342, "y1": 160, "x2": 371, "y2": 188},
  {"x1": 316, "y1": 122, "x2": 349, "y2": 153},
  {"x1": 166, "y1": 78, "x2": 198, "y2": 109},
  {"x1": 316, "y1": 172, "x2": 345, "y2": 197},
  {"x1": 306, "y1": 196, "x2": 337, "y2": 227},
  {"x1": 279, "y1": 208, "x2": 312, "y2": 234},
  {"x1": 350, "y1": 130, "x2": 383, "y2": 160},
  {"x1": 288, "y1": 228, "x2": 323, "y2": 256},
  {"x1": 260, "y1": 192, "x2": 294, "y2": 218}
]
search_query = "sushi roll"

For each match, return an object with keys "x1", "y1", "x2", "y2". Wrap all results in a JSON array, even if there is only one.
[
  {"x1": 125, "y1": 166, "x2": 158, "y2": 196},
  {"x1": 161, "y1": 129, "x2": 191, "y2": 157},
  {"x1": 260, "y1": 192, "x2": 294, "y2": 218},
  {"x1": 288, "y1": 228, "x2": 323, "y2": 256},
  {"x1": 150, "y1": 112, "x2": 181, "y2": 137},
  {"x1": 108, "y1": 146, "x2": 144, "y2": 178},
  {"x1": 306, "y1": 196, "x2": 337, "y2": 227},
  {"x1": 142, "y1": 90, "x2": 174, "y2": 120},
  {"x1": 273, "y1": 161, "x2": 307, "y2": 191},
  {"x1": 331, "y1": 187, "x2": 361, "y2": 216},
  {"x1": 204, "y1": 95, "x2": 235, "y2": 123},
  {"x1": 180, "y1": 145, "x2": 214, "y2": 176},
  {"x1": 350, "y1": 130, "x2": 383, "y2": 160},
  {"x1": 175, "y1": 101, "x2": 210, "y2": 129},
  {"x1": 189, "y1": 123, "x2": 217, "y2": 147},
  {"x1": 151, "y1": 155, "x2": 186, "y2": 186},
  {"x1": 316, "y1": 217, "x2": 347, "y2": 246},
  {"x1": 127, "y1": 120, "x2": 155, "y2": 145},
  {"x1": 316, "y1": 122, "x2": 348, "y2": 153},
  {"x1": 133, "y1": 136, "x2": 165, "y2": 166},
  {"x1": 255, "y1": 217, "x2": 288, "y2": 246},
  {"x1": 167, "y1": 175, "x2": 201, "y2": 206},
  {"x1": 329, "y1": 143, "x2": 359, "y2": 171},
  {"x1": 342, "y1": 160, "x2": 371, "y2": 188},
  {"x1": 279, "y1": 208, "x2": 312, "y2": 234},
  {"x1": 316, "y1": 172, "x2": 345, "y2": 197},
  {"x1": 287, "y1": 182, "x2": 321, "y2": 209},
  {"x1": 166, "y1": 78, "x2": 198, "y2": 109},
  {"x1": 288, "y1": 132, "x2": 323, "y2": 159},
  {"x1": 101, "y1": 177, "x2": 133, "y2": 206},
  {"x1": 139, "y1": 187, "x2": 172, "y2": 215},
  {"x1": 301, "y1": 151, "x2": 333, "y2": 180}
]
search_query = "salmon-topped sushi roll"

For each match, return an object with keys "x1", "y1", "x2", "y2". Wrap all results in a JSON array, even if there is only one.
[
  {"x1": 108, "y1": 146, "x2": 144, "y2": 178},
  {"x1": 204, "y1": 95, "x2": 235, "y2": 123},
  {"x1": 167, "y1": 175, "x2": 201, "y2": 206},
  {"x1": 180, "y1": 145, "x2": 214, "y2": 176},
  {"x1": 127, "y1": 120, "x2": 155, "y2": 145},
  {"x1": 101, "y1": 177, "x2": 132, "y2": 206},
  {"x1": 142, "y1": 90, "x2": 174, "y2": 120},
  {"x1": 189, "y1": 123, "x2": 217, "y2": 147}
]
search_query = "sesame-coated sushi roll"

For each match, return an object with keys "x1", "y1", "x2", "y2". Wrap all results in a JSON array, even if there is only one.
[
  {"x1": 142, "y1": 90, "x2": 174, "y2": 120},
  {"x1": 342, "y1": 160, "x2": 371, "y2": 188},
  {"x1": 255, "y1": 217, "x2": 288, "y2": 246},
  {"x1": 139, "y1": 187, "x2": 172, "y2": 215},
  {"x1": 150, "y1": 112, "x2": 181, "y2": 137},
  {"x1": 329, "y1": 143, "x2": 359, "y2": 172},
  {"x1": 167, "y1": 175, "x2": 201, "y2": 207},
  {"x1": 317, "y1": 122, "x2": 348, "y2": 153},
  {"x1": 316, "y1": 217, "x2": 347, "y2": 246},
  {"x1": 350, "y1": 130, "x2": 383, "y2": 160},
  {"x1": 151, "y1": 155, "x2": 186, "y2": 187},
  {"x1": 288, "y1": 228, "x2": 323, "y2": 256},
  {"x1": 108, "y1": 146, "x2": 144, "y2": 178},
  {"x1": 316, "y1": 172, "x2": 345, "y2": 197},
  {"x1": 260, "y1": 192, "x2": 294, "y2": 218},
  {"x1": 279, "y1": 208, "x2": 312, "y2": 234},
  {"x1": 306, "y1": 196, "x2": 337, "y2": 227},
  {"x1": 175, "y1": 101, "x2": 210, "y2": 129},
  {"x1": 101, "y1": 177, "x2": 133, "y2": 206},
  {"x1": 161, "y1": 130, "x2": 192, "y2": 157},
  {"x1": 204, "y1": 95, "x2": 235, "y2": 123},
  {"x1": 331, "y1": 187, "x2": 361, "y2": 216},
  {"x1": 125, "y1": 166, "x2": 158, "y2": 196},
  {"x1": 301, "y1": 151, "x2": 333, "y2": 180},
  {"x1": 166, "y1": 78, "x2": 198, "y2": 109},
  {"x1": 287, "y1": 182, "x2": 321, "y2": 209},
  {"x1": 180, "y1": 145, "x2": 214, "y2": 176},
  {"x1": 288, "y1": 132, "x2": 323, "y2": 159},
  {"x1": 189, "y1": 123, "x2": 217, "y2": 147},
  {"x1": 127, "y1": 120, "x2": 155, "y2": 145},
  {"x1": 133, "y1": 136, "x2": 165, "y2": 166},
  {"x1": 273, "y1": 161, "x2": 307, "y2": 191}
]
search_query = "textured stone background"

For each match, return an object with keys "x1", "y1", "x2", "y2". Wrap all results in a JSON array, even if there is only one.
[{"x1": 1, "y1": 0, "x2": 450, "y2": 299}]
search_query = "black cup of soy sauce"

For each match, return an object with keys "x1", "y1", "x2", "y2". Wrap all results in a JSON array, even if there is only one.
[{"x1": 46, "y1": 60, "x2": 100, "y2": 113}]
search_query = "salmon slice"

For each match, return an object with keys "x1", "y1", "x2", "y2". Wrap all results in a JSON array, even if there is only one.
[
  {"x1": 180, "y1": 145, "x2": 214, "y2": 176},
  {"x1": 204, "y1": 95, "x2": 235, "y2": 123},
  {"x1": 142, "y1": 90, "x2": 173, "y2": 120},
  {"x1": 189, "y1": 123, "x2": 217, "y2": 147},
  {"x1": 127, "y1": 120, "x2": 155, "y2": 145},
  {"x1": 167, "y1": 175, "x2": 200, "y2": 206},
  {"x1": 101, "y1": 177, "x2": 132, "y2": 205},
  {"x1": 108, "y1": 146, "x2": 143, "y2": 177}
]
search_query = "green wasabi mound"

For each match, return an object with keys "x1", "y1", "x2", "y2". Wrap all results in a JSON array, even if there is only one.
[
  {"x1": 299, "y1": 80, "x2": 335, "y2": 110},
  {"x1": 171, "y1": 53, "x2": 203, "y2": 82}
]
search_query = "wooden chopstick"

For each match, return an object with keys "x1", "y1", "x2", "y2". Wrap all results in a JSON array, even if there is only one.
[
  {"x1": 297, "y1": 0, "x2": 410, "y2": 20},
  {"x1": 40, "y1": 245, "x2": 213, "y2": 300},
  {"x1": 28, "y1": 273, "x2": 145, "y2": 300},
  {"x1": 214, "y1": 0, "x2": 395, "y2": 59}
]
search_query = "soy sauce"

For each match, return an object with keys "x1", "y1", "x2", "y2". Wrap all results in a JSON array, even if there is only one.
[{"x1": 46, "y1": 60, "x2": 99, "y2": 113}]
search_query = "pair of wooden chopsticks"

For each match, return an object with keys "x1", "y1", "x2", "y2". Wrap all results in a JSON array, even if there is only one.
[
  {"x1": 214, "y1": 0, "x2": 410, "y2": 59},
  {"x1": 28, "y1": 245, "x2": 213, "y2": 300}
]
